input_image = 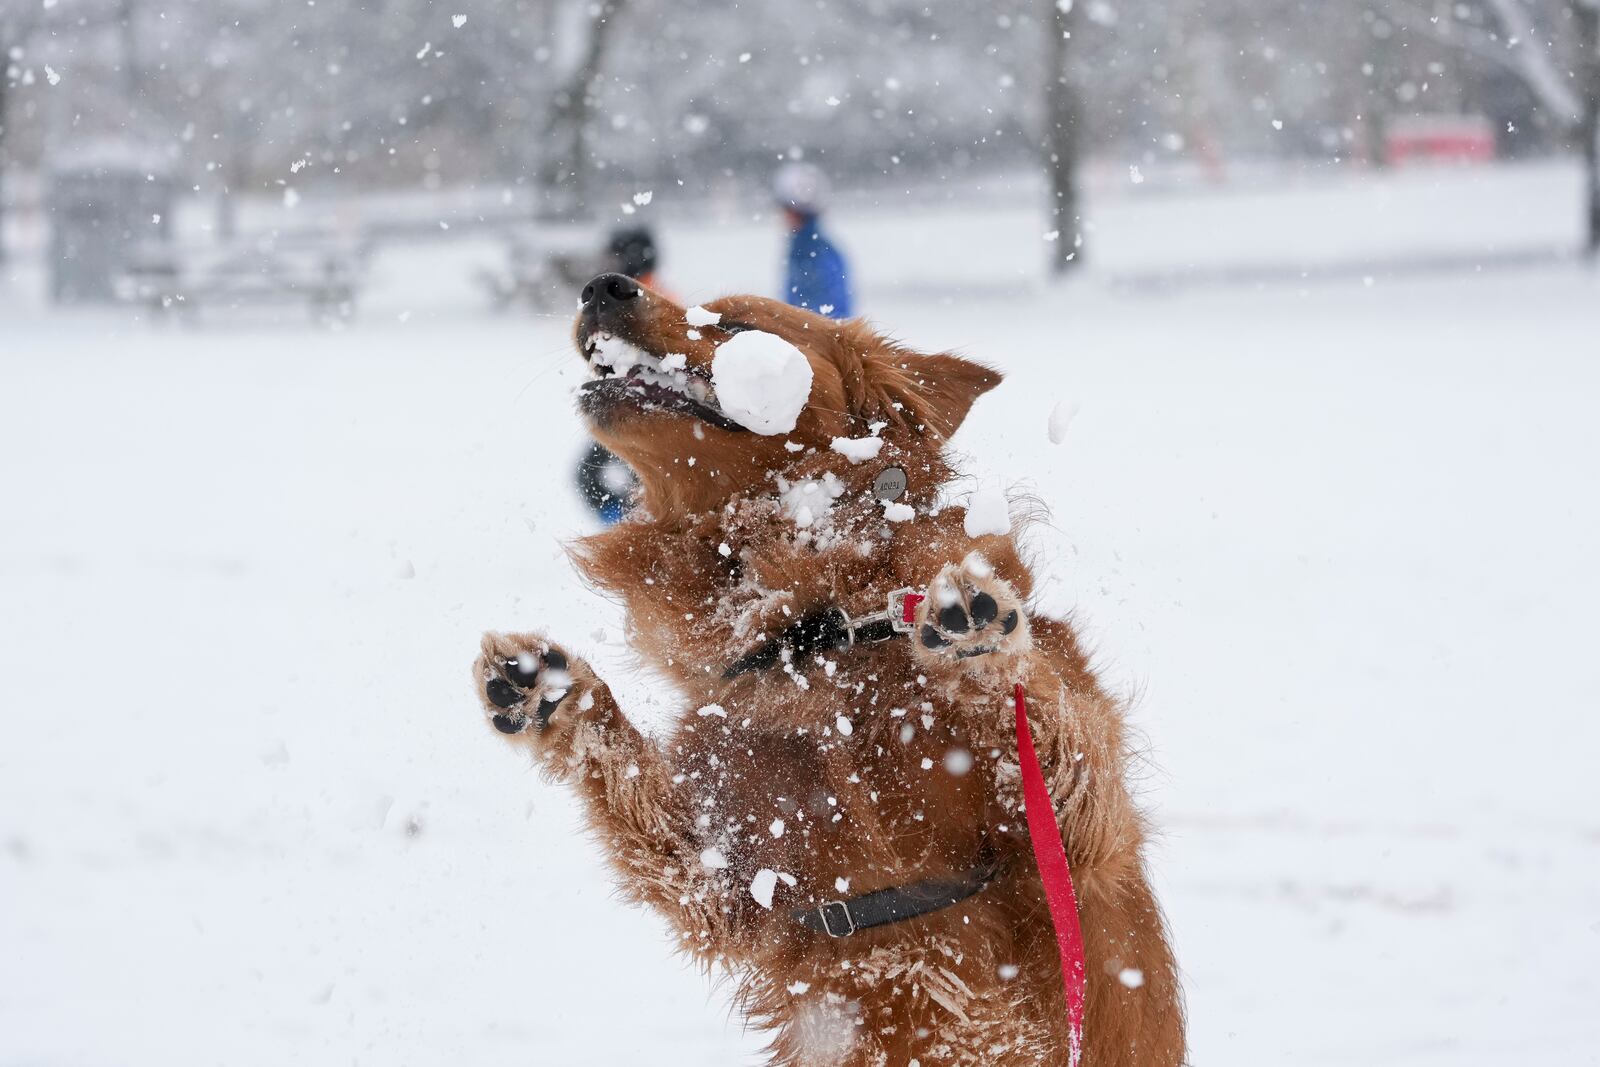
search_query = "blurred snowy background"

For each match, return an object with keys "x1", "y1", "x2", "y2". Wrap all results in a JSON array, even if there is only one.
[{"x1": 3, "y1": 1, "x2": 1599, "y2": 1064}]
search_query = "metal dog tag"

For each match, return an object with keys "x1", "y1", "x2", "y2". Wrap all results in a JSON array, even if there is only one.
[{"x1": 873, "y1": 466, "x2": 907, "y2": 502}]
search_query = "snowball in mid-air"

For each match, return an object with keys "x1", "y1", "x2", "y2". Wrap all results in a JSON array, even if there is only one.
[
  {"x1": 750, "y1": 868, "x2": 779, "y2": 909},
  {"x1": 711, "y1": 331, "x2": 813, "y2": 434},
  {"x1": 685, "y1": 305, "x2": 721, "y2": 327},
  {"x1": 1047, "y1": 400, "x2": 1079, "y2": 445},
  {"x1": 964, "y1": 488, "x2": 1011, "y2": 537},
  {"x1": 830, "y1": 435, "x2": 884, "y2": 464},
  {"x1": 943, "y1": 747, "x2": 974, "y2": 775}
]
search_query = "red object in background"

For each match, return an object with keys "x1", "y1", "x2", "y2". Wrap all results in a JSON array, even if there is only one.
[{"x1": 1385, "y1": 114, "x2": 1497, "y2": 166}]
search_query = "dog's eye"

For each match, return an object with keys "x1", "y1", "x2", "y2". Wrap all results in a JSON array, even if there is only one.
[{"x1": 718, "y1": 321, "x2": 754, "y2": 335}]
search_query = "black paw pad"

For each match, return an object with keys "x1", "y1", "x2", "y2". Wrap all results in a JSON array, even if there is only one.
[
  {"x1": 921, "y1": 625, "x2": 950, "y2": 649},
  {"x1": 486, "y1": 677, "x2": 524, "y2": 709},
  {"x1": 541, "y1": 648, "x2": 569, "y2": 673},
  {"x1": 492, "y1": 713, "x2": 527, "y2": 734},
  {"x1": 504, "y1": 655, "x2": 541, "y2": 687},
  {"x1": 937, "y1": 604, "x2": 970, "y2": 633},
  {"x1": 1000, "y1": 610, "x2": 1019, "y2": 635},
  {"x1": 534, "y1": 697, "x2": 564, "y2": 729},
  {"x1": 969, "y1": 592, "x2": 998, "y2": 628}
]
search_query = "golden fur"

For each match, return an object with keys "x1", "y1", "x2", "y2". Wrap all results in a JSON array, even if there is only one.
[{"x1": 473, "y1": 284, "x2": 1185, "y2": 1065}]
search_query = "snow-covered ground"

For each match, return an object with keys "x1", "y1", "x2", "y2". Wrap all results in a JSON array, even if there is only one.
[{"x1": 3, "y1": 162, "x2": 1598, "y2": 1065}]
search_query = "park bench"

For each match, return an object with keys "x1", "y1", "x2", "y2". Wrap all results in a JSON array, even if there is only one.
[{"x1": 117, "y1": 232, "x2": 368, "y2": 322}]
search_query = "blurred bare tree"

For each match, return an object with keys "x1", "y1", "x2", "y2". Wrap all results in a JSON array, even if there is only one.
[
  {"x1": 1578, "y1": 0, "x2": 1599, "y2": 255},
  {"x1": 539, "y1": 0, "x2": 630, "y2": 216},
  {"x1": 1042, "y1": 0, "x2": 1084, "y2": 274}
]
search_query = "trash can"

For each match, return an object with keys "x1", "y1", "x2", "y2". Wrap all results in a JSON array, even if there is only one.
[{"x1": 47, "y1": 142, "x2": 175, "y2": 303}]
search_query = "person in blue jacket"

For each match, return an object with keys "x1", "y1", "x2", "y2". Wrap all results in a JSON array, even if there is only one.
[{"x1": 773, "y1": 163, "x2": 853, "y2": 318}]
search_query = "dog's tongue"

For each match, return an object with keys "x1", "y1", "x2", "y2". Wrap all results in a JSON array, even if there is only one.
[{"x1": 710, "y1": 331, "x2": 813, "y2": 435}]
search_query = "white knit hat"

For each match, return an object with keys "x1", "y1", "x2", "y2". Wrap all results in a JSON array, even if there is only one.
[{"x1": 773, "y1": 162, "x2": 829, "y2": 213}]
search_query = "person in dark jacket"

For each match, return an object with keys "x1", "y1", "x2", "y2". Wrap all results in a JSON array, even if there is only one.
[{"x1": 773, "y1": 163, "x2": 853, "y2": 318}]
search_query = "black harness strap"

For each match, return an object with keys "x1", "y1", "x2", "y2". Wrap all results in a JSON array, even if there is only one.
[
  {"x1": 792, "y1": 856, "x2": 1006, "y2": 938},
  {"x1": 722, "y1": 589, "x2": 913, "y2": 680}
]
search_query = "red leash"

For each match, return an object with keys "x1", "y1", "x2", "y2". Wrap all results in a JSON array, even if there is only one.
[{"x1": 1013, "y1": 683, "x2": 1087, "y2": 1066}]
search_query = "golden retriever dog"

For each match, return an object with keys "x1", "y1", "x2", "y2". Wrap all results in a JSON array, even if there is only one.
[{"x1": 473, "y1": 272, "x2": 1184, "y2": 1066}]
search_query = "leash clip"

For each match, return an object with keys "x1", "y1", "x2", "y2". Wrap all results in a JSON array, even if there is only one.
[
  {"x1": 886, "y1": 587, "x2": 921, "y2": 633},
  {"x1": 816, "y1": 900, "x2": 856, "y2": 938}
]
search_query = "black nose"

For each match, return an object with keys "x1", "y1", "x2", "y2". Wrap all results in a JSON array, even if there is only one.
[{"x1": 581, "y1": 272, "x2": 641, "y2": 307}]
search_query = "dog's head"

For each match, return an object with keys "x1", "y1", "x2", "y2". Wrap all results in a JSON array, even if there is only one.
[{"x1": 572, "y1": 273, "x2": 1000, "y2": 516}]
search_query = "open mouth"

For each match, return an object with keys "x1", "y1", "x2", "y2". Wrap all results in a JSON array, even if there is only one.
[{"x1": 578, "y1": 332, "x2": 748, "y2": 433}]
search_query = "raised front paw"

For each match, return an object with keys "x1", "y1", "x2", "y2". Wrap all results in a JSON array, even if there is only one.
[
  {"x1": 472, "y1": 631, "x2": 596, "y2": 738},
  {"x1": 911, "y1": 552, "x2": 1031, "y2": 665}
]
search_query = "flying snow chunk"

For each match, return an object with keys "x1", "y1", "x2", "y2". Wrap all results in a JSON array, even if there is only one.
[
  {"x1": 1047, "y1": 400, "x2": 1079, "y2": 445},
  {"x1": 283, "y1": 188, "x2": 301, "y2": 209},
  {"x1": 786, "y1": 980, "x2": 810, "y2": 994},
  {"x1": 590, "y1": 333, "x2": 645, "y2": 373},
  {"x1": 711, "y1": 331, "x2": 813, "y2": 435},
  {"x1": 700, "y1": 846, "x2": 729, "y2": 870},
  {"x1": 1119, "y1": 967, "x2": 1145, "y2": 989},
  {"x1": 835, "y1": 715, "x2": 854, "y2": 736},
  {"x1": 964, "y1": 488, "x2": 1010, "y2": 537},
  {"x1": 882, "y1": 501, "x2": 915, "y2": 523},
  {"x1": 685, "y1": 305, "x2": 721, "y2": 327},
  {"x1": 633, "y1": 190, "x2": 653, "y2": 206},
  {"x1": 769, "y1": 818, "x2": 785, "y2": 838},
  {"x1": 452, "y1": 14, "x2": 467, "y2": 27},
  {"x1": 750, "y1": 868, "x2": 779, "y2": 909},
  {"x1": 830, "y1": 436, "x2": 884, "y2": 464},
  {"x1": 44, "y1": 65, "x2": 61, "y2": 86}
]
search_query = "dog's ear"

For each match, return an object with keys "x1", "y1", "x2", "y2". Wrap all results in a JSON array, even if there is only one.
[{"x1": 873, "y1": 351, "x2": 1003, "y2": 439}]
